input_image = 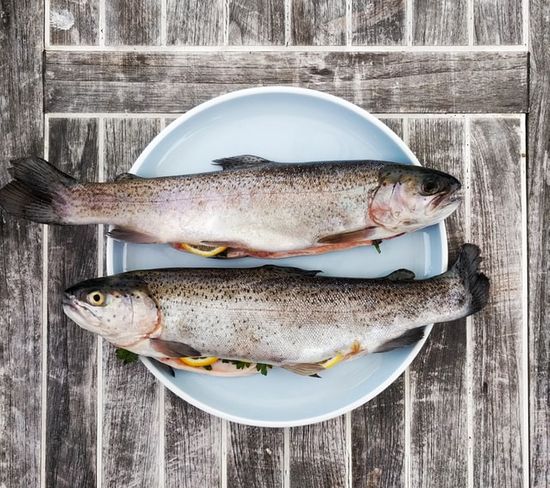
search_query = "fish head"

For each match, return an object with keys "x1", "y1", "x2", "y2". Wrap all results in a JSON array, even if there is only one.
[
  {"x1": 63, "y1": 274, "x2": 160, "y2": 346},
  {"x1": 370, "y1": 165, "x2": 462, "y2": 233}
]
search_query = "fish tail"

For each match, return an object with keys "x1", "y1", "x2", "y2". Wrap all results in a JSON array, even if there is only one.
[
  {"x1": 0, "y1": 157, "x2": 77, "y2": 224},
  {"x1": 448, "y1": 244, "x2": 490, "y2": 315}
]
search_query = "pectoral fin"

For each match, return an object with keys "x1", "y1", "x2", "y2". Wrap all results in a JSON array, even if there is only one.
[
  {"x1": 150, "y1": 339, "x2": 201, "y2": 358},
  {"x1": 317, "y1": 227, "x2": 378, "y2": 244},
  {"x1": 107, "y1": 227, "x2": 158, "y2": 244},
  {"x1": 282, "y1": 363, "x2": 325, "y2": 377}
]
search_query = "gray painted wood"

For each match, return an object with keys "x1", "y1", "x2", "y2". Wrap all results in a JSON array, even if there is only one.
[
  {"x1": 50, "y1": 0, "x2": 98, "y2": 45},
  {"x1": 352, "y1": 119, "x2": 405, "y2": 488},
  {"x1": 46, "y1": 118, "x2": 99, "y2": 488},
  {"x1": 412, "y1": 0, "x2": 467, "y2": 45},
  {"x1": 105, "y1": 0, "x2": 160, "y2": 45},
  {"x1": 167, "y1": 0, "x2": 225, "y2": 46},
  {"x1": 44, "y1": 51, "x2": 528, "y2": 114},
  {"x1": 529, "y1": 2, "x2": 550, "y2": 486},
  {"x1": 0, "y1": 1, "x2": 43, "y2": 486},
  {"x1": 164, "y1": 390, "x2": 222, "y2": 488},
  {"x1": 470, "y1": 118, "x2": 523, "y2": 487},
  {"x1": 102, "y1": 118, "x2": 163, "y2": 487},
  {"x1": 292, "y1": 0, "x2": 346, "y2": 45},
  {"x1": 227, "y1": 424, "x2": 284, "y2": 488},
  {"x1": 352, "y1": 0, "x2": 405, "y2": 45},
  {"x1": 290, "y1": 419, "x2": 347, "y2": 488},
  {"x1": 474, "y1": 0, "x2": 523, "y2": 45},
  {"x1": 407, "y1": 118, "x2": 468, "y2": 488},
  {"x1": 228, "y1": 0, "x2": 285, "y2": 45}
]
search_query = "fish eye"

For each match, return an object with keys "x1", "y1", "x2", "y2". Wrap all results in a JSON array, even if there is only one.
[
  {"x1": 87, "y1": 291, "x2": 106, "y2": 306},
  {"x1": 420, "y1": 178, "x2": 441, "y2": 196}
]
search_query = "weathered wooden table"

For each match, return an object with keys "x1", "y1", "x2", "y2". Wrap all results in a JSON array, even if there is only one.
[{"x1": 1, "y1": 1, "x2": 548, "y2": 487}]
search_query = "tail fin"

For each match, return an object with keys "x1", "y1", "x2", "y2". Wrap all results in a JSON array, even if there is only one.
[
  {"x1": 0, "y1": 157, "x2": 76, "y2": 224},
  {"x1": 448, "y1": 244, "x2": 490, "y2": 315}
]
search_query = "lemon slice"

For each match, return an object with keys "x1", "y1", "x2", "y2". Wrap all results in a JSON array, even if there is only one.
[
  {"x1": 178, "y1": 243, "x2": 227, "y2": 257},
  {"x1": 179, "y1": 356, "x2": 219, "y2": 367},
  {"x1": 320, "y1": 353, "x2": 344, "y2": 369}
]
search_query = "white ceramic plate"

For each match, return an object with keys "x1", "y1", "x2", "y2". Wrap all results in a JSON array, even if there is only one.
[{"x1": 106, "y1": 87, "x2": 447, "y2": 427}]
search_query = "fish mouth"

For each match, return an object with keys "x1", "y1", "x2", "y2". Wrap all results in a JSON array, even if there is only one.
[
  {"x1": 430, "y1": 189, "x2": 463, "y2": 210},
  {"x1": 62, "y1": 293, "x2": 101, "y2": 328}
]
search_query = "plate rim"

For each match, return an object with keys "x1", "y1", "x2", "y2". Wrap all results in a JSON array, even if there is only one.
[{"x1": 106, "y1": 86, "x2": 448, "y2": 427}]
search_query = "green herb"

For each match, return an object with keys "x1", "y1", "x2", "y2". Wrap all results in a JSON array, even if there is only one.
[
  {"x1": 115, "y1": 348, "x2": 139, "y2": 364},
  {"x1": 203, "y1": 365, "x2": 213, "y2": 371},
  {"x1": 255, "y1": 363, "x2": 273, "y2": 376},
  {"x1": 222, "y1": 359, "x2": 252, "y2": 370},
  {"x1": 373, "y1": 240, "x2": 382, "y2": 254}
]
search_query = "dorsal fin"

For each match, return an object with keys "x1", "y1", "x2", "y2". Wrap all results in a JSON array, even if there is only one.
[
  {"x1": 384, "y1": 269, "x2": 416, "y2": 281},
  {"x1": 212, "y1": 155, "x2": 273, "y2": 171},
  {"x1": 115, "y1": 172, "x2": 143, "y2": 182},
  {"x1": 259, "y1": 265, "x2": 321, "y2": 277}
]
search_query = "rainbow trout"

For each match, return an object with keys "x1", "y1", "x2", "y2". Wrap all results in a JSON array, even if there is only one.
[
  {"x1": 63, "y1": 244, "x2": 489, "y2": 377},
  {"x1": 0, "y1": 155, "x2": 461, "y2": 259}
]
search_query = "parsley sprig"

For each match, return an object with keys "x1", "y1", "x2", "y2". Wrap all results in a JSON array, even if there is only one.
[{"x1": 115, "y1": 348, "x2": 139, "y2": 364}]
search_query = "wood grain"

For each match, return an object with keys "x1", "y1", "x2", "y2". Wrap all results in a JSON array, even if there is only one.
[
  {"x1": 407, "y1": 118, "x2": 468, "y2": 488},
  {"x1": 290, "y1": 419, "x2": 347, "y2": 488},
  {"x1": 474, "y1": 0, "x2": 523, "y2": 45},
  {"x1": 102, "y1": 118, "x2": 163, "y2": 487},
  {"x1": 228, "y1": 0, "x2": 285, "y2": 45},
  {"x1": 0, "y1": 1, "x2": 43, "y2": 486},
  {"x1": 45, "y1": 50, "x2": 528, "y2": 114},
  {"x1": 50, "y1": 0, "x2": 98, "y2": 45},
  {"x1": 105, "y1": 0, "x2": 160, "y2": 45},
  {"x1": 46, "y1": 118, "x2": 99, "y2": 488},
  {"x1": 352, "y1": 0, "x2": 405, "y2": 45},
  {"x1": 351, "y1": 119, "x2": 405, "y2": 488},
  {"x1": 529, "y1": 1, "x2": 550, "y2": 485},
  {"x1": 227, "y1": 424, "x2": 284, "y2": 488},
  {"x1": 470, "y1": 118, "x2": 523, "y2": 487},
  {"x1": 292, "y1": 0, "x2": 346, "y2": 45},
  {"x1": 164, "y1": 390, "x2": 222, "y2": 487},
  {"x1": 167, "y1": 0, "x2": 224, "y2": 46},
  {"x1": 412, "y1": 0, "x2": 467, "y2": 45}
]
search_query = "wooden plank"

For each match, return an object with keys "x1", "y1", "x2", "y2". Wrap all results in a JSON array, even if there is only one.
[
  {"x1": 46, "y1": 118, "x2": 98, "y2": 488},
  {"x1": 529, "y1": 1, "x2": 550, "y2": 485},
  {"x1": 105, "y1": 0, "x2": 160, "y2": 45},
  {"x1": 470, "y1": 118, "x2": 523, "y2": 487},
  {"x1": 474, "y1": 0, "x2": 523, "y2": 45},
  {"x1": 167, "y1": 0, "x2": 224, "y2": 46},
  {"x1": 407, "y1": 118, "x2": 468, "y2": 488},
  {"x1": 164, "y1": 390, "x2": 222, "y2": 488},
  {"x1": 290, "y1": 419, "x2": 347, "y2": 488},
  {"x1": 291, "y1": 0, "x2": 346, "y2": 45},
  {"x1": 50, "y1": 0, "x2": 98, "y2": 45},
  {"x1": 228, "y1": 0, "x2": 285, "y2": 45},
  {"x1": 102, "y1": 118, "x2": 163, "y2": 487},
  {"x1": 351, "y1": 119, "x2": 405, "y2": 488},
  {"x1": 227, "y1": 424, "x2": 284, "y2": 488},
  {"x1": 45, "y1": 51, "x2": 528, "y2": 114},
  {"x1": 412, "y1": 0, "x2": 467, "y2": 45},
  {"x1": 0, "y1": 0, "x2": 43, "y2": 486},
  {"x1": 352, "y1": 0, "x2": 405, "y2": 45}
]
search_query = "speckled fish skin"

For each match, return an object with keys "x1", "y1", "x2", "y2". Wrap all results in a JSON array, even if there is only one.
[
  {"x1": 0, "y1": 156, "x2": 461, "y2": 255},
  {"x1": 62, "y1": 245, "x2": 489, "y2": 369}
]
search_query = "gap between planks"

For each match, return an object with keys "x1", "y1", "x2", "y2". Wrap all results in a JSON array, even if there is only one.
[
  {"x1": 520, "y1": 115, "x2": 529, "y2": 488},
  {"x1": 96, "y1": 116, "x2": 105, "y2": 488},
  {"x1": 45, "y1": 113, "x2": 526, "y2": 120},
  {"x1": 40, "y1": 115, "x2": 50, "y2": 488},
  {"x1": 44, "y1": 44, "x2": 528, "y2": 53},
  {"x1": 464, "y1": 117, "x2": 473, "y2": 488}
]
